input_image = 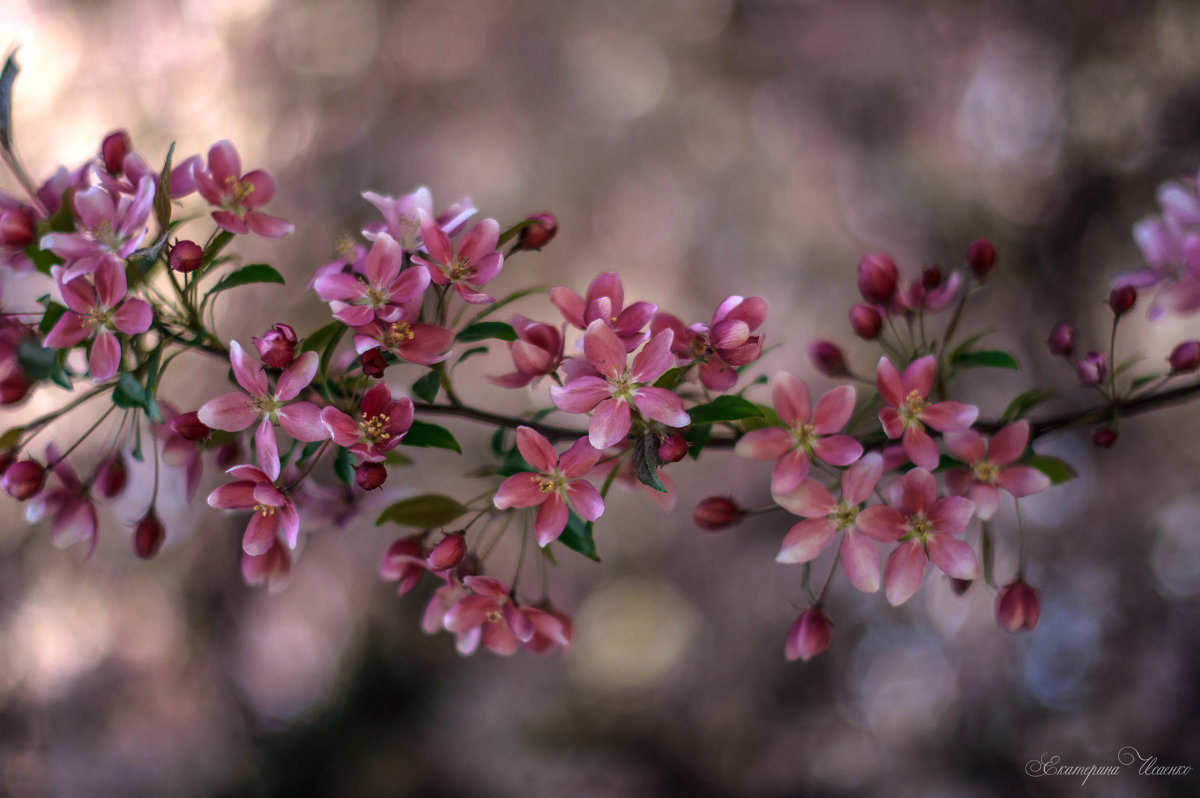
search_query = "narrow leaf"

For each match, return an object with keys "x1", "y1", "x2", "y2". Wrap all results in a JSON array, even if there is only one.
[
  {"x1": 412, "y1": 371, "x2": 440, "y2": 403},
  {"x1": 333, "y1": 446, "x2": 355, "y2": 487},
  {"x1": 376, "y1": 494, "x2": 467, "y2": 528},
  {"x1": 300, "y1": 321, "x2": 341, "y2": 355},
  {"x1": 1000, "y1": 388, "x2": 1057, "y2": 423},
  {"x1": 400, "y1": 420, "x2": 462, "y2": 453},
  {"x1": 558, "y1": 510, "x2": 600, "y2": 561},
  {"x1": 686, "y1": 395, "x2": 764, "y2": 425},
  {"x1": 456, "y1": 321, "x2": 517, "y2": 343},
  {"x1": 0, "y1": 50, "x2": 18, "y2": 152},
  {"x1": 632, "y1": 432, "x2": 666, "y2": 493},
  {"x1": 209, "y1": 263, "x2": 285, "y2": 294},
  {"x1": 952, "y1": 349, "x2": 1019, "y2": 371},
  {"x1": 1024, "y1": 454, "x2": 1078, "y2": 485}
]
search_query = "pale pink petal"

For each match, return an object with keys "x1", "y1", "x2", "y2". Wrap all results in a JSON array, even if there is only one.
[
  {"x1": 631, "y1": 387, "x2": 689, "y2": 428},
  {"x1": 481, "y1": 622, "x2": 520, "y2": 656},
  {"x1": 198, "y1": 392, "x2": 258, "y2": 432},
  {"x1": 226, "y1": 464, "x2": 271, "y2": 483},
  {"x1": 469, "y1": 252, "x2": 503, "y2": 286},
  {"x1": 856, "y1": 505, "x2": 906, "y2": 543},
  {"x1": 53, "y1": 502, "x2": 97, "y2": 550},
  {"x1": 812, "y1": 435, "x2": 863, "y2": 467},
  {"x1": 550, "y1": 377, "x2": 610, "y2": 413},
  {"x1": 884, "y1": 540, "x2": 927, "y2": 606},
  {"x1": 93, "y1": 255, "x2": 127, "y2": 307},
  {"x1": 314, "y1": 272, "x2": 367, "y2": 303},
  {"x1": 516, "y1": 426, "x2": 557, "y2": 473},
  {"x1": 928, "y1": 496, "x2": 975, "y2": 535},
  {"x1": 212, "y1": 210, "x2": 249, "y2": 235},
  {"x1": 207, "y1": 140, "x2": 242, "y2": 184},
  {"x1": 494, "y1": 473, "x2": 547, "y2": 509},
  {"x1": 903, "y1": 356, "x2": 935, "y2": 398},
  {"x1": 364, "y1": 232, "x2": 402, "y2": 287},
  {"x1": 88, "y1": 329, "x2": 121, "y2": 381},
  {"x1": 772, "y1": 372, "x2": 810, "y2": 427},
  {"x1": 443, "y1": 595, "x2": 492, "y2": 632},
  {"x1": 902, "y1": 468, "x2": 937, "y2": 515},
  {"x1": 207, "y1": 481, "x2": 257, "y2": 510},
  {"x1": 583, "y1": 318, "x2": 627, "y2": 378},
  {"x1": 464, "y1": 575, "x2": 510, "y2": 599},
  {"x1": 274, "y1": 351, "x2": 318, "y2": 401},
  {"x1": 997, "y1": 465, "x2": 1051, "y2": 498},
  {"x1": 710, "y1": 318, "x2": 749, "y2": 349},
  {"x1": 776, "y1": 518, "x2": 836, "y2": 563},
  {"x1": 511, "y1": 340, "x2": 554, "y2": 375},
  {"x1": 460, "y1": 218, "x2": 500, "y2": 263},
  {"x1": 879, "y1": 407, "x2": 904, "y2": 439},
  {"x1": 586, "y1": 271, "x2": 623, "y2": 308},
  {"x1": 875, "y1": 356, "x2": 904, "y2": 407},
  {"x1": 734, "y1": 427, "x2": 793, "y2": 460},
  {"x1": 256, "y1": 419, "x2": 280, "y2": 481},
  {"x1": 243, "y1": 510, "x2": 278, "y2": 556},
  {"x1": 919, "y1": 401, "x2": 978, "y2": 432},
  {"x1": 503, "y1": 602, "x2": 535, "y2": 642},
  {"x1": 812, "y1": 385, "x2": 855, "y2": 434},
  {"x1": 770, "y1": 449, "x2": 810, "y2": 495},
  {"x1": 902, "y1": 425, "x2": 940, "y2": 469},
  {"x1": 773, "y1": 477, "x2": 834, "y2": 518},
  {"x1": 630, "y1": 329, "x2": 674, "y2": 383},
  {"x1": 73, "y1": 185, "x2": 115, "y2": 230},
  {"x1": 387, "y1": 263, "x2": 431, "y2": 304},
  {"x1": 589, "y1": 397, "x2": 632, "y2": 450},
  {"x1": 417, "y1": 209, "x2": 453, "y2": 265},
  {"x1": 698, "y1": 359, "x2": 738, "y2": 391},
  {"x1": 967, "y1": 483, "x2": 1000, "y2": 520},
  {"x1": 926, "y1": 534, "x2": 979, "y2": 579},
  {"x1": 841, "y1": 452, "x2": 884, "y2": 505},
  {"x1": 277, "y1": 503, "x2": 300, "y2": 549},
  {"x1": 332, "y1": 302, "x2": 376, "y2": 327},
  {"x1": 988, "y1": 421, "x2": 1030, "y2": 466},
  {"x1": 253, "y1": 482, "x2": 287, "y2": 507},
  {"x1": 566, "y1": 479, "x2": 604, "y2": 521},
  {"x1": 534, "y1": 494, "x2": 570, "y2": 546},
  {"x1": 111, "y1": 297, "x2": 153, "y2": 334},
  {"x1": 278, "y1": 402, "x2": 328, "y2": 442},
  {"x1": 558, "y1": 437, "x2": 602, "y2": 478},
  {"x1": 229, "y1": 340, "x2": 268, "y2": 396},
  {"x1": 839, "y1": 527, "x2": 880, "y2": 593},
  {"x1": 549, "y1": 286, "x2": 586, "y2": 328},
  {"x1": 943, "y1": 429, "x2": 985, "y2": 463},
  {"x1": 613, "y1": 302, "x2": 656, "y2": 338}
]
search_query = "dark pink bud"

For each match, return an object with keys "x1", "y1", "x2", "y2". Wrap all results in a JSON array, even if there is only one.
[
  {"x1": 95, "y1": 456, "x2": 128, "y2": 499},
  {"x1": 2, "y1": 459, "x2": 46, "y2": 500},
  {"x1": 693, "y1": 496, "x2": 743, "y2": 531},
  {"x1": 1092, "y1": 426, "x2": 1117, "y2": 449},
  {"x1": 0, "y1": 206, "x2": 35, "y2": 247},
  {"x1": 808, "y1": 340, "x2": 849, "y2": 377},
  {"x1": 356, "y1": 461, "x2": 387, "y2": 491},
  {"x1": 785, "y1": 607, "x2": 832, "y2": 661},
  {"x1": 253, "y1": 323, "x2": 298, "y2": 369},
  {"x1": 921, "y1": 265, "x2": 944, "y2": 290},
  {"x1": 360, "y1": 348, "x2": 387, "y2": 378},
  {"x1": 966, "y1": 238, "x2": 996, "y2": 279},
  {"x1": 1048, "y1": 323, "x2": 1074, "y2": 357},
  {"x1": 849, "y1": 303, "x2": 883, "y2": 340},
  {"x1": 169, "y1": 240, "x2": 204, "y2": 273},
  {"x1": 950, "y1": 578, "x2": 973, "y2": 596},
  {"x1": 1076, "y1": 351, "x2": 1106, "y2": 387},
  {"x1": 171, "y1": 411, "x2": 211, "y2": 441},
  {"x1": 0, "y1": 373, "x2": 30, "y2": 405},
  {"x1": 857, "y1": 253, "x2": 898, "y2": 305},
  {"x1": 516, "y1": 212, "x2": 558, "y2": 251},
  {"x1": 657, "y1": 433, "x2": 688, "y2": 463},
  {"x1": 1169, "y1": 340, "x2": 1200, "y2": 374},
  {"x1": 994, "y1": 580, "x2": 1039, "y2": 632},
  {"x1": 1108, "y1": 286, "x2": 1136, "y2": 317},
  {"x1": 427, "y1": 532, "x2": 467, "y2": 571},
  {"x1": 133, "y1": 511, "x2": 166, "y2": 559},
  {"x1": 101, "y1": 130, "x2": 132, "y2": 175}
]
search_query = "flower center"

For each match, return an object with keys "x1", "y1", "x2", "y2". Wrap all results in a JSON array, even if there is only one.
[
  {"x1": 533, "y1": 474, "x2": 564, "y2": 493},
  {"x1": 607, "y1": 372, "x2": 635, "y2": 402},
  {"x1": 224, "y1": 175, "x2": 255, "y2": 208},
  {"x1": 485, "y1": 608, "x2": 503, "y2": 624},
  {"x1": 450, "y1": 255, "x2": 473, "y2": 281},
  {"x1": 82, "y1": 307, "x2": 113, "y2": 330},
  {"x1": 792, "y1": 422, "x2": 815, "y2": 448},
  {"x1": 906, "y1": 511, "x2": 932, "y2": 541},
  {"x1": 973, "y1": 460, "x2": 1000, "y2": 483},
  {"x1": 253, "y1": 504, "x2": 277, "y2": 517},
  {"x1": 384, "y1": 321, "x2": 415, "y2": 349},
  {"x1": 251, "y1": 394, "x2": 280, "y2": 416},
  {"x1": 830, "y1": 500, "x2": 858, "y2": 531},
  {"x1": 359, "y1": 412, "x2": 391, "y2": 444},
  {"x1": 900, "y1": 389, "x2": 926, "y2": 425},
  {"x1": 365, "y1": 284, "x2": 389, "y2": 307}
]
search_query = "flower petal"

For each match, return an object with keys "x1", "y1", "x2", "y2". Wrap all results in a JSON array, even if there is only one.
[
  {"x1": 229, "y1": 340, "x2": 268, "y2": 396},
  {"x1": 630, "y1": 329, "x2": 674, "y2": 383},
  {"x1": 902, "y1": 425, "x2": 940, "y2": 469},
  {"x1": 812, "y1": 435, "x2": 863, "y2": 467},
  {"x1": 812, "y1": 385, "x2": 856, "y2": 434},
  {"x1": 255, "y1": 418, "x2": 280, "y2": 481},
  {"x1": 550, "y1": 377, "x2": 610, "y2": 413},
  {"x1": 928, "y1": 496, "x2": 975, "y2": 535},
  {"x1": 558, "y1": 437, "x2": 602, "y2": 478},
  {"x1": 198, "y1": 392, "x2": 258, "y2": 432},
  {"x1": 770, "y1": 449, "x2": 810, "y2": 495},
  {"x1": 856, "y1": 505, "x2": 906, "y2": 543},
  {"x1": 997, "y1": 465, "x2": 1051, "y2": 498},
  {"x1": 919, "y1": 401, "x2": 978, "y2": 432},
  {"x1": 989, "y1": 421, "x2": 1030, "y2": 466},
  {"x1": 776, "y1": 517, "x2": 836, "y2": 563},
  {"x1": 494, "y1": 473, "x2": 547, "y2": 509},
  {"x1": 516, "y1": 426, "x2": 558, "y2": 473},
  {"x1": 566, "y1": 479, "x2": 604, "y2": 521},
  {"x1": 773, "y1": 477, "x2": 834, "y2": 518},
  {"x1": 583, "y1": 318, "x2": 627, "y2": 379},
  {"x1": 534, "y1": 494, "x2": 570, "y2": 546},
  {"x1": 840, "y1": 527, "x2": 880, "y2": 593},
  {"x1": 884, "y1": 540, "x2": 927, "y2": 606},
  {"x1": 88, "y1": 329, "x2": 121, "y2": 381},
  {"x1": 841, "y1": 452, "x2": 883, "y2": 505},
  {"x1": 927, "y1": 533, "x2": 979, "y2": 580},
  {"x1": 631, "y1": 386, "x2": 689, "y2": 428},
  {"x1": 875, "y1": 356, "x2": 904, "y2": 407},
  {"x1": 278, "y1": 402, "x2": 328, "y2": 442},
  {"x1": 734, "y1": 427, "x2": 793, "y2": 460},
  {"x1": 111, "y1": 297, "x2": 153, "y2": 334},
  {"x1": 942, "y1": 429, "x2": 985, "y2": 463},
  {"x1": 588, "y1": 397, "x2": 631, "y2": 450},
  {"x1": 275, "y1": 351, "x2": 318, "y2": 401}
]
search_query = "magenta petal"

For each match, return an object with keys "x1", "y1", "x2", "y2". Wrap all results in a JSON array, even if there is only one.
[
  {"x1": 275, "y1": 351, "x2": 318, "y2": 400},
  {"x1": 226, "y1": 464, "x2": 271, "y2": 483},
  {"x1": 967, "y1": 483, "x2": 1000, "y2": 521},
  {"x1": 94, "y1": 255, "x2": 127, "y2": 307},
  {"x1": 111, "y1": 297, "x2": 153, "y2": 334},
  {"x1": 88, "y1": 329, "x2": 121, "y2": 381},
  {"x1": 558, "y1": 437, "x2": 602, "y2": 477},
  {"x1": 246, "y1": 210, "x2": 296, "y2": 239},
  {"x1": 812, "y1": 385, "x2": 855, "y2": 434},
  {"x1": 314, "y1": 272, "x2": 366, "y2": 303},
  {"x1": 229, "y1": 340, "x2": 268, "y2": 396},
  {"x1": 710, "y1": 318, "x2": 749, "y2": 349},
  {"x1": 550, "y1": 286, "x2": 586, "y2": 328},
  {"x1": 879, "y1": 407, "x2": 903, "y2": 439},
  {"x1": 943, "y1": 429, "x2": 985, "y2": 462},
  {"x1": 207, "y1": 481, "x2": 256, "y2": 510},
  {"x1": 277, "y1": 503, "x2": 300, "y2": 549},
  {"x1": 928, "y1": 496, "x2": 975, "y2": 535},
  {"x1": 698, "y1": 359, "x2": 738, "y2": 391},
  {"x1": 256, "y1": 419, "x2": 280, "y2": 481},
  {"x1": 207, "y1": 140, "x2": 242, "y2": 184},
  {"x1": 53, "y1": 502, "x2": 98, "y2": 550},
  {"x1": 397, "y1": 323, "x2": 455, "y2": 365},
  {"x1": 503, "y1": 602, "x2": 535, "y2": 642},
  {"x1": 566, "y1": 479, "x2": 604, "y2": 521},
  {"x1": 631, "y1": 387, "x2": 689, "y2": 428},
  {"x1": 243, "y1": 511, "x2": 278, "y2": 556},
  {"x1": 198, "y1": 392, "x2": 258, "y2": 432},
  {"x1": 550, "y1": 377, "x2": 610, "y2": 413},
  {"x1": 812, "y1": 435, "x2": 863, "y2": 467},
  {"x1": 927, "y1": 534, "x2": 979, "y2": 580},
  {"x1": 494, "y1": 473, "x2": 547, "y2": 509},
  {"x1": 583, "y1": 318, "x2": 627, "y2": 378},
  {"x1": 903, "y1": 356, "x2": 936, "y2": 398},
  {"x1": 997, "y1": 465, "x2": 1051, "y2": 498},
  {"x1": 734, "y1": 427, "x2": 793, "y2": 460},
  {"x1": 278, "y1": 402, "x2": 328, "y2": 442},
  {"x1": 841, "y1": 452, "x2": 883, "y2": 505},
  {"x1": 516, "y1": 426, "x2": 558, "y2": 473},
  {"x1": 364, "y1": 232, "x2": 402, "y2": 286},
  {"x1": 511, "y1": 340, "x2": 554, "y2": 375},
  {"x1": 772, "y1": 372, "x2": 810, "y2": 427},
  {"x1": 212, "y1": 210, "x2": 249, "y2": 235},
  {"x1": 840, "y1": 527, "x2": 880, "y2": 593},
  {"x1": 58, "y1": 274, "x2": 96, "y2": 314},
  {"x1": 332, "y1": 302, "x2": 376, "y2": 327},
  {"x1": 253, "y1": 483, "x2": 287, "y2": 506},
  {"x1": 387, "y1": 262, "x2": 430, "y2": 304},
  {"x1": 43, "y1": 312, "x2": 90, "y2": 349},
  {"x1": 773, "y1": 477, "x2": 834, "y2": 518},
  {"x1": 776, "y1": 518, "x2": 836, "y2": 563},
  {"x1": 902, "y1": 425, "x2": 940, "y2": 470},
  {"x1": 589, "y1": 397, "x2": 632, "y2": 450},
  {"x1": 534, "y1": 494, "x2": 570, "y2": 546},
  {"x1": 630, "y1": 329, "x2": 674, "y2": 383},
  {"x1": 884, "y1": 540, "x2": 927, "y2": 606},
  {"x1": 856, "y1": 505, "x2": 906, "y2": 543},
  {"x1": 770, "y1": 449, "x2": 811, "y2": 495},
  {"x1": 875, "y1": 356, "x2": 904, "y2": 407},
  {"x1": 988, "y1": 421, "x2": 1030, "y2": 465},
  {"x1": 919, "y1": 401, "x2": 978, "y2": 432},
  {"x1": 945, "y1": 468, "x2": 973, "y2": 497}
]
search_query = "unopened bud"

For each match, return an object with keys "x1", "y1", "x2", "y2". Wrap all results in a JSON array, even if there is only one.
[
  {"x1": 693, "y1": 496, "x2": 743, "y2": 531},
  {"x1": 966, "y1": 238, "x2": 997, "y2": 279},
  {"x1": 1108, "y1": 285, "x2": 1137, "y2": 317},
  {"x1": 428, "y1": 532, "x2": 467, "y2": 570},
  {"x1": 657, "y1": 433, "x2": 688, "y2": 463},
  {"x1": 2, "y1": 459, "x2": 46, "y2": 500},
  {"x1": 785, "y1": 607, "x2": 832, "y2": 661},
  {"x1": 1168, "y1": 340, "x2": 1200, "y2": 374},
  {"x1": 1092, "y1": 426, "x2": 1117, "y2": 449},
  {"x1": 1047, "y1": 322, "x2": 1074, "y2": 358},
  {"x1": 849, "y1": 303, "x2": 883, "y2": 340},
  {"x1": 169, "y1": 240, "x2": 204, "y2": 273},
  {"x1": 0, "y1": 373, "x2": 30, "y2": 405},
  {"x1": 133, "y1": 511, "x2": 166, "y2": 559},
  {"x1": 808, "y1": 340, "x2": 849, "y2": 377},
  {"x1": 356, "y1": 461, "x2": 387, "y2": 491},
  {"x1": 994, "y1": 580, "x2": 1040, "y2": 632},
  {"x1": 171, "y1": 411, "x2": 211, "y2": 441},
  {"x1": 1076, "y1": 351, "x2": 1106, "y2": 387},
  {"x1": 921, "y1": 265, "x2": 944, "y2": 290},
  {"x1": 361, "y1": 348, "x2": 387, "y2": 378},
  {"x1": 857, "y1": 253, "x2": 898, "y2": 305},
  {"x1": 253, "y1": 323, "x2": 298, "y2": 369},
  {"x1": 0, "y1": 206, "x2": 35, "y2": 247},
  {"x1": 95, "y1": 456, "x2": 128, "y2": 499},
  {"x1": 515, "y1": 212, "x2": 558, "y2": 251},
  {"x1": 101, "y1": 130, "x2": 132, "y2": 175}
]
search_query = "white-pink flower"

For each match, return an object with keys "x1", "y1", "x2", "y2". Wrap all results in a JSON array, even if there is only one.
[
  {"x1": 412, "y1": 209, "x2": 503, "y2": 304},
  {"x1": 194, "y1": 141, "x2": 294, "y2": 238},
  {"x1": 876, "y1": 355, "x2": 977, "y2": 469},
  {"x1": 40, "y1": 175, "x2": 156, "y2": 279},
  {"x1": 943, "y1": 420, "x2": 1051, "y2": 520},
  {"x1": 312, "y1": 232, "x2": 431, "y2": 326}
]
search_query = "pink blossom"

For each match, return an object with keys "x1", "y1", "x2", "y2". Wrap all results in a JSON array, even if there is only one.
[
  {"x1": 40, "y1": 175, "x2": 156, "y2": 278},
  {"x1": 895, "y1": 267, "x2": 962, "y2": 313},
  {"x1": 313, "y1": 232, "x2": 431, "y2": 326},
  {"x1": 320, "y1": 381, "x2": 414, "y2": 462},
  {"x1": 551, "y1": 271, "x2": 656, "y2": 352},
  {"x1": 736, "y1": 373, "x2": 862, "y2": 494},
  {"x1": 493, "y1": 427, "x2": 604, "y2": 547},
  {"x1": 773, "y1": 453, "x2": 886, "y2": 593},
  {"x1": 26, "y1": 448, "x2": 100, "y2": 554},
  {"x1": 550, "y1": 321, "x2": 689, "y2": 450},
  {"x1": 652, "y1": 295, "x2": 768, "y2": 390},
  {"x1": 522, "y1": 605, "x2": 573, "y2": 655},
  {"x1": 252, "y1": 323, "x2": 298, "y2": 368},
  {"x1": 785, "y1": 607, "x2": 832, "y2": 662},
  {"x1": 487, "y1": 316, "x2": 565, "y2": 388},
  {"x1": 856, "y1": 468, "x2": 978, "y2": 606},
  {"x1": 379, "y1": 536, "x2": 429, "y2": 595},
  {"x1": 351, "y1": 315, "x2": 455, "y2": 366},
  {"x1": 1112, "y1": 179, "x2": 1200, "y2": 320},
  {"x1": 197, "y1": 341, "x2": 327, "y2": 480},
  {"x1": 194, "y1": 141, "x2": 294, "y2": 238},
  {"x1": 207, "y1": 464, "x2": 301, "y2": 555},
  {"x1": 442, "y1": 575, "x2": 534, "y2": 656},
  {"x1": 362, "y1": 187, "x2": 476, "y2": 250},
  {"x1": 876, "y1": 355, "x2": 977, "y2": 469},
  {"x1": 995, "y1": 579, "x2": 1040, "y2": 632},
  {"x1": 943, "y1": 421, "x2": 1051, "y2": 520},
  {"x1": 241, "y1": 536, "x2": 293, "y2": 592},
  {"x1": 42, "y1": 254, "x2": 154, "y2": 381},
  {"x1": 412, "y1": 210, "x2": 503, "y2": 304},
  {"x1": 154, "y1": 402, "x2": 204, "y2": 501}
]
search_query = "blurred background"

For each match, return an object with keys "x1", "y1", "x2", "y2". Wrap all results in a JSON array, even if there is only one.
[{"x1": 2, "y1": 0, "x2": 1200, "y2": 795}]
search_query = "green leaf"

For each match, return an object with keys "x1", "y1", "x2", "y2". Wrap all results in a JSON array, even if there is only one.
[
  {"x1": 26, "y1": 245, "x2": 63, "y2": 275},
  {"x1": 112, "y1": 372, "x2": 148, "y2": 411},
  {"x1": 334, "y1": 446, "x2": 355, "y2": 487},
  {"x1": 632, "y1": 432, "x2": 666, "y2": 492},
  {"x1": 1130, "y1": 373, "x2": 1162, "y2": 391},
  {"x1": 685, "y1": 422, "x2": 711, "y2": 459},
  {"x1": 490, "y1": 425, "x2": 508, "y2": 455},
  {"x1": 557, "y1": 510, "x2": 600, "y2": 561},
  {"x1": 384, "y1": 450, "x2": 414, "y2": 467},
  {"x1": 296, "y1": 440, "x2": 324, "y2": 465},
  {"x1": 17, "y1": 339, "x2": 70, "y2": 387},
  {"x1": 300, "y1": 321, "x2": 342, "y2": 355},
  {"x1": 456, "y1": 321, "x2": 517, "y2": 343},
  {"x1": 37, "y1": 302, "x2": 67, "y2": 337},
  {"x1": 0, "y1": 426, "x2": 23, "y2": 450},
  {"x1": 454, "y1": 346, "x2": 489, "y2": 368},
  {"x1": 142, "y1": 345, "x2": 164, "y2": 423},
  {"x1": 981, "y1": 522, "x2": 995, "y2": 588},
  {"x1": 497, "y1": 218, "x2": 537, "y2": 248},
  {"x1": 653, "y1": 365, "x2": 690, "y2": 390},
  {"x1": 412, "y1": 371, "x2": 440, "y2": 403},
  {"x1": 947, "y1": 331, "x2": 990, "y2": 363},
  {"x1": 400, "y1": 420, "x2": 461, "y2": 453},
  {"x1": 462, "y1": 285, "x2": 547, "y2": 328},
  {"x1": 0, "y1": 50, "x2": 18, "y2": 152},
  {"x1": 201, "y1": 230, "x2": 235, "y2": 270},
  {"x1": 1024, "y1": 454, "x2": 1077, "y2": 485},
  {"x1": 376, "y1": 493, "x2": 467, "y2": 528},
  {"x1": 209, "y1": 263, "x2": 285, "y2": 294},
  {"x1": 951, "y1": 349, "x2": 1019, "y2": 371},
  {"x1": 155, "y1": 142, "x2": 175, "y2": 233},
  {"x1": 1000, "y1": 388, "x2": 1057, "y2": 423},
  {"x1": 686, "y1": 395, "x2": 764, "y2": 425}
]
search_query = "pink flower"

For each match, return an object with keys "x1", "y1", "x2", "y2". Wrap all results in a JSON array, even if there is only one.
[
  {"x1": 155, "y1": 403, "x2": 204, "y2": 501},
  {"x1": 995, "y1": 579, "x2": 1040, "y2": 632},
  {"x1": 895, "y1": 267, "x2": 962, "y2": 313},
  {"x1": 943, "y1": 420, "x2": 1051, "y2": 520},
  {"x1": 856, "y1": 468, "x2": 978, "y2": 606},
  {"x1": 351, "y1": 316, "x2": 456, "y2": 366},
  {"x1": 442, "y1": 575, "x2": 535, "y2": 656},
  {"x1": 26, "y1": 447, "x2": 99, "y2": 554},
  {"x1": 40, "y1": 175, "x2": 156, "y2": 278},
  {"x1": 241, "y1": 536, "x2": 293, "y2": 592},
  {"x1": 197, "y1": 341, "x2": 327, "y2": 480},
  {"x1": 876, "y1": 355, "x2": 978, "y2": 469},
  {"x1": 362, "y1": 187, "x2": 476, "y2": 250},
  {"x1": 493, "y1": 427, "x2": 605, "y2": 546},
  {"x1": 412, "y1": 210, "x2": 503, "y2": 304},
  {"x1": 379, "y1": 536, "x2": 429, "y2": 595},
  {"x1": 522, "y1": 605, "x2": 573, "y2": 655},
  {"x1": 550, "y1": 321, "x2": 689, "y2": 450},
  {"x1": 42, "y1": 254, "x2": 154, "y2": 381},
  {"x1": 313, "y1": 232, "x2": 431, "y2": 326},
  {"x1": 320, "y1": 381, "x2": 414, "y2": 462},
  {"x1": 652, "y1": 295, "x2": 768, "y2": 390},
  {"x1": 194, "y1": 141, "x2": 294, "y2": 238},
  {"x1": 252, "y1": 323, "x2": 298, "y2": 368},
  {"x1": 487, "y1": 316, "x2": 565, "y2": 388},
  {"x1": 207, "y1": 464, "x2": 301, "y2": 555},
  {"x1": 773, "y1": 453, "x2": 886, "y2": 593},
  {"x1": 735, "y1": 373, "x2": 862, "y2": 494},
  {"x1": 550, "y1": 271, "x2": 657, "y2": 352}
]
